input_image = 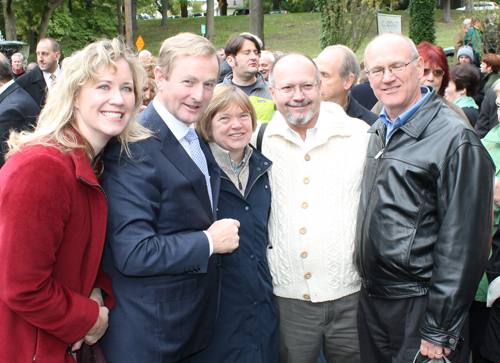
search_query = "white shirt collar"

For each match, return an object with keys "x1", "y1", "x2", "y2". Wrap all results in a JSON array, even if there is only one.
[
  {"x1": 152, "y1": 97, "x2": 193, "y2": 141},
  {"x1": 43, "y1": 65, "x2": 61, "y2": 91},
  {"x1": 0, "y1": 80, "x2": 15, "y2": 96}
]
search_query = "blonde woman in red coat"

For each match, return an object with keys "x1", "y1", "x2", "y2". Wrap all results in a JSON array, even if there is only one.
[{"x1": 0, "y1": 38, "x2": 151, "y2": 362}]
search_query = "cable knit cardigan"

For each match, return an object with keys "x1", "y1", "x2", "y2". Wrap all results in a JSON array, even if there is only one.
[{"x1": 254, "y1": 102, "x2": 371, "y2": 303}]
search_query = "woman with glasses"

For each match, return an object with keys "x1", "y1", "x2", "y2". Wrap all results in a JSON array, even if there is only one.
[
  {"x1": 445, "y1": 64, "x2": 481, "y2": 127},
  {"x1": 188, "y1": 85, "x2": 279, "y2": 363}
]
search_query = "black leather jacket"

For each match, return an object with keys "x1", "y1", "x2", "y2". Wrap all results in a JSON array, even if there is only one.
[{"x1": 354, "y1": 89, "x2": 495, "y2": 349}]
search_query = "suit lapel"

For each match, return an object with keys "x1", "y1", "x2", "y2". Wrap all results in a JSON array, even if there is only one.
[
  {"x1": 142, "y1": 105, "x2": 216, "y2": 220},
  {"x1": 200, "y1": 140, "x2": 220, "y2": 220},
  {"x1": 0, "y1": 82, "x2": 18, "y2": 104}
]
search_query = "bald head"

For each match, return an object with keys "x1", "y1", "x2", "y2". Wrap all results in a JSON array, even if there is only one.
[{"x1": 364, "y1": 33, "x2": 419, "y2": 69}]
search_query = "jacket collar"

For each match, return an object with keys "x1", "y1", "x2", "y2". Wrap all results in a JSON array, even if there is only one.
[
  {"x1": 368, "y1": 87, "x2": 441, "y2": 139},
  {"x1": 66, "y1": 130, "x2": 100, "y2": 186}
]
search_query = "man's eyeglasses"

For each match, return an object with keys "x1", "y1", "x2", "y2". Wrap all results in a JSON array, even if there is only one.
[
  {"x1": 273, "y1": 83, "x2": 318, "y2": 96},
  {"x1": 423, "y1": 68, "x2": 445, "y2": 77},
  {"x1": 366, "y1": 58, "x2": 417, "y2": 78}
]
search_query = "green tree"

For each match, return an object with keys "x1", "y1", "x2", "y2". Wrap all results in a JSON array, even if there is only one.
[
  {"x1": 317, "y1": 0, "x2": 379, "y2": 52},
  {"x1": 408, "y1": 0, "x2": 435, "y2": 45}
]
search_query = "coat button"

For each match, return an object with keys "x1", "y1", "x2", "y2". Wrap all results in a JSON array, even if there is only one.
[
  {"x1": 257, "y1": 167, "x2": 261, "y2": 171},
  {"x1": 265, "y1": 185, "x2": 268, "y2": 189},
  {"x1": 304, "y1": 154, "x2": 311, "y2": 161},
  {"x1": 302, "y1": 202, "x2": 308, "y2": 209},
  {"x1": 251, "y1": 255, "x2": 255, "y2": 259},
  {"x1": 254, "y1": 301, "x2": 258, "y2": 306},
  {"x1": 264, "y1": 162, "x2": 268, "y2": 165},
  {"x1": 303, "y1": 294, "x2": 310, "y2": 299},
  {"x1": 245, "y1": 206, "x2": 250, "y2": 211},
  {"x1": 449, "y1": 338, "x2": 456, "y2": 344},
  {"x1": 299, "y1": 227, "x2": 307, "y2": 234},
  {"x1": 303, "y1": 177, "x2": 310, "y2": 184},
  {"x1": 301, "y1": 251, "x2": 308, "y2": 258},
  {"x1": 304, "y1": 272, "x2": 311, "y2": 279}
]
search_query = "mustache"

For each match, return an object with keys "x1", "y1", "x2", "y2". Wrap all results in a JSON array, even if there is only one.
[{"x1": 286, "y1": 101, "x2": 311, "y2": 107}]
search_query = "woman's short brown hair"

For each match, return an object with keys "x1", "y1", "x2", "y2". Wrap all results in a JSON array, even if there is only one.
[
  {"x1": 196, "y1": 85, "x2": 257, "y2": 143},
  {"x1": 482, "y1": 53, "x2": 500, "y2": 73}
]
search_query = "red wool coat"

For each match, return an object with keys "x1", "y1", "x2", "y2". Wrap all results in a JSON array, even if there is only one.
[{"x1": 0, "y1": 144, "x2": 114, "y2": 362}]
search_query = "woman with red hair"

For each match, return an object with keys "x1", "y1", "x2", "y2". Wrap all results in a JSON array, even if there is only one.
[{"x1": 417, "y1": 41, "x2": 449, "y2": 97}]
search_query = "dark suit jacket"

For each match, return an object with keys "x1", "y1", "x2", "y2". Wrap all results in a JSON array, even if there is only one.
[
  {"x1": 345, "y1": 95, "x2": 379, "y2": 126},
  {"x1": 15, "y1": 65, "x2": 47, "y2": 109},
  {"x1": 101, "y1": 104, "x2": 222, "y2": 363},
  {"x1": 0, "y1": 82, "x2": 40, "y2": 167},
  {"x1": 475, "y1": 87, "x2": 499, "y2": 138},
  {"x1": 350, "y1": 80, "x2": 378, "y2": 111}
]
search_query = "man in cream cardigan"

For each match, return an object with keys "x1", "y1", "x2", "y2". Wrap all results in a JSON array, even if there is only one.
[{"x1": 254, "y1": 53, "x2": 370, "y2": 363}]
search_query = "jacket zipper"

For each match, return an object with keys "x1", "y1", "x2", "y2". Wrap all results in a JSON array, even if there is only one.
[
  {"x1": 221, "y1": 168, "x2": 269, "y2": 199},
  {"x1": 33, "y1": 328, "x2": 38, "y2": 361}
]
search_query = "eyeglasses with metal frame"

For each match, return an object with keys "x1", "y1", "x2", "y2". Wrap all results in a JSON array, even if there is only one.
[
  {"x1": 273, "y1": 83, "x2": 318, "y2": 96},
  {"x1": 366, "y1": 58, "x2": 418, "y2": 78}
]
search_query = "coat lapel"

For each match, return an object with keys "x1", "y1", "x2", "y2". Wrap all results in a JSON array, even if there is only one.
[{"x1": 142, "y1": 105, "x2": 216, "y2": 220}]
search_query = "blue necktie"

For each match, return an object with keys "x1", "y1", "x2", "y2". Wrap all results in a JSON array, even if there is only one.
[{"x1": 184, "y1": 128, "x2": 213, "y2": 208}]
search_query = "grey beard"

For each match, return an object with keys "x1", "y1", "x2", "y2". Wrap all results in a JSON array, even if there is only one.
[{"x1": 286, "y1": 110, "x2": 315, "y2": 125}]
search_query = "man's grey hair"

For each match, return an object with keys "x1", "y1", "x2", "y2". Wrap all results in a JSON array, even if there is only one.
[
  {"x1": 463, "y1": 18, "x2": 471, "y2": 27},
  {"x1": 323, "y1": 45, "x2": 360, "y2": 89},
  {"x1": 269, "y1": 53, "x2": 320, "y2": 87},
  {"x1": 11, "y1": 52, "x2": 23, "y2": 61},
  {"x1": 364, "y1": 33, "x2": 419, "y2": 69},
  {"x1": 0, "y1": 53, "x2": 13, "y2": 83},
  {"x1": 261, "y1": 50, "x2": 275, "y2": 64}
]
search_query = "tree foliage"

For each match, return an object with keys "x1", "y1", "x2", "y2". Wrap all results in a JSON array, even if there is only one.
[
  {"x1": 317, "y1": 0, "x2": 379, "y2": 52},
  {"x1": 408, "y1": 0, "x2": 435, "y2": 45}
]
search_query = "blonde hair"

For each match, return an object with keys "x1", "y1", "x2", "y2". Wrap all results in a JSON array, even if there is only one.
[
  {"x1": 157, "y1": 32, "x2": 219, "y2": 80},
  {"x1": 6, "y1": 38, "x2": 151, "y2": 164},
  {"x1": 196, "y1": 85, "x2": 257, "y2": 142},
  {"x1": 140, "y1": 56, "x2": 157, "y2": 79}
]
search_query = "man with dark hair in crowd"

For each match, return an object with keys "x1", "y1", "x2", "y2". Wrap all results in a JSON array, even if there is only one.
[
  {"x1": 0, "y1": 53, "x2": 39, "y2": 167},
  {"x1": 220, "y1": 34, "x2": 275, "y2": 122},
  {"x1": 316, "y1": 45, "x2": 378, "y2": 125},
  {"x1": 11, "y1": 53, "x2": 25, "y2": 79},
  {"x1": 16, "y1": 37, "x2": 61, "y2": 109}
]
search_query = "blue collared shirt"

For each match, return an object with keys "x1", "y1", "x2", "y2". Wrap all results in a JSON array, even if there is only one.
[{"x1": 379, "y1": 86, "x2": 431, "y2": 142}]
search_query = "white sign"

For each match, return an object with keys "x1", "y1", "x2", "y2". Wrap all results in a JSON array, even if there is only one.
[{"x1": 377, "y1": 13, "x2": 402, "y2": 35}]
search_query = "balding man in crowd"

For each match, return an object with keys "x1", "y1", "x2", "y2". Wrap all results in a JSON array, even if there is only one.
[
  {"x1": 0, "y1": 53, "x2": 39, "y2": 167},
  {"x1": 10, "y1": 53, "x2": 25, "y2": 79},
  {"x1": 259, "y1": 50, "x2": 275, "y2": 82},
  {"x1": 355, "y1": 33, "x2": 494, "y2": 363},
  {"x1": 254, "y1": 53, "x2": 370, "y2": 363},
  {"x1": 316, "y1": 45, "x2": 378, "y2": 125},
  {"x1": 220, "y1": 34, "x2": 275, "y2": 123},
  {"x1": 16, "y1": 37, "x2": 61, "y2": 109}
]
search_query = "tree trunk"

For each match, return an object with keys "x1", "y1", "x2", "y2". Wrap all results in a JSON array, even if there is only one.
[
  {"x1": 273, "y1": 0, "x2": 280, "y2": 11},
  {"x1": 132, "y1": 0, "x2": 138, "y2": 31},
  {"x1": 221, "y1": 0, "x2": 227, "y2": 16},
  {"x1": 3, "y1": 0, "x2": 17, "y2": 41},
  {"x1": 465, "y1": 0, "x2": 474, "y2": 13},
  {"x1": 124, "y1": 0, "x2": 133, "y2": 50},
  {"x1": 161, "y1": 0, "x2": 168, "y2": 27},
  {"x1": 442, "y1": 0, "x2": 452, "y2": 23},
  {"x1": 206, "y1": 0, "x2": 215, "y2": 40},
  {"x1": 117, "y1": 0, "x2": 123, "y2": 35},
  {"x1": 38, "y1": 0, "x2": 66, "y2": 41},
  {"x1": 250, "y1": 0, "x2": 264, "y2": 48},
  {"x1": 181, "y1": 3, "x2": 188, "y2": 17}
]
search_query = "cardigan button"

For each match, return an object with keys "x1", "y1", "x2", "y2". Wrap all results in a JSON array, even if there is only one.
[
  {"x1": 299, "y1": 227, "x2": 307, "y2": 234},
  {"x1": 302, "y1": 202, "x2": 308, "y2": 209},
  {"x1": 303, "y1": 294, "x2": 310, "y2": 299},
  {"x1": 303, "y1": 177, "x2": 310, "y2": 184},
  {"x1": 304, "y1": 272, "x2": 312, "y2": 279},
  {"x1": 304, "y1": 154, "x2": 311, "y2": 161},
  {"x1": 301, "y1": 251, "x2": 308, "y2": 258}
]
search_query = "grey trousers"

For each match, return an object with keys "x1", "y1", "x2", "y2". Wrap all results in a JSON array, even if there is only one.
[{"x1": 274, "y1": 292, "x2": 361, "y2": 363}]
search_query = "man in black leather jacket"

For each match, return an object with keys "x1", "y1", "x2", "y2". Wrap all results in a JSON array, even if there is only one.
[{"x1": 355, "y1": 33, "x2": 495, "y2": 363}]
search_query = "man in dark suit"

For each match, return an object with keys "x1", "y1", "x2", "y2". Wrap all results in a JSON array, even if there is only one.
[
  {"x1": 0, "y1": 53, "x2": 39, "y2": 167},
  {"x1": 316, "y1": 45, "x2": 379, "y2": 126},
  {"x1": 16, "y1": 37, "x2": 61, "y2": 109},
  {"x1": 100, "y1": 33, "x2": 240, "y2": 363}
]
